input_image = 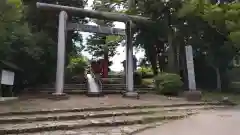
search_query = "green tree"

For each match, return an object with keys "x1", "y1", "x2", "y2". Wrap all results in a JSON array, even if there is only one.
[
  {"x1": 20, "y1": 0, "x2": 87, "y2": 85},
  {"x1": 67, "y1": 56, "x2": 88, "y2": 75},
  {"x1": 86, "y1": 0, "x2": 124, "y2": 70},
  {"x1": 178, "y1": 0, "x2": 240, "y2": 90},
  {"x1": 131, "y1": 0, "x2": 183, "y2": 74},
  {"x1": 0, "y1": 0, "x2": 51, "y2": 90},
  {"x1": 0, "y1": 0, "x2": 31, "y2": 57}
]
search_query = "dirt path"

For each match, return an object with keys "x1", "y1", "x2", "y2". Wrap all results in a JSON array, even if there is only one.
[{"x1": 137, "y1": 108, "x2": 240, "y2": 135}]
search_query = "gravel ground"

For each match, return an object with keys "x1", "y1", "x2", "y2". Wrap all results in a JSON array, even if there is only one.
[{"x1": 137, "y1": 109, "x2": 240, "y2": 135}]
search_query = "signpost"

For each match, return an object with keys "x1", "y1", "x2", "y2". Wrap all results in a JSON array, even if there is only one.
[
  {"x1": 0, "y1": 70, "x2": 15, "y2": 97},
  {"x1": 67, "y1": 23, "x2": 125, "y2": 36},
  {"x1": 1, "y1": 70, "x2": 15, "y2": 86},
  {"x1": 185, "y1": 45, "x2": 196, "y2": 90}
]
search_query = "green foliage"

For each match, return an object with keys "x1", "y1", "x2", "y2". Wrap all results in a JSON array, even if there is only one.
[
  {"x1": 142, "y1": 78, "x2": 154, "y2": 86},
  {"x1": 67, "y1": 57, "x2": 88, "y2": 75},
  {"x1": 0, "y1": 0, "x2": 28, "y2": 52},
  {"x1": 86, "y1": 0, "x2": 124, "y2": 62},
  {"x1": 137, "y1": 67, "x2": 154, "y2": 78},
  {"x1": 86, "y1": 35, "x2": 122, "y2": 58},
  {"x1": 19, "y1": 0, "x2": 86, "y2": 85},
  {"x1": 154, "y1": 73, "x2": 183, "y2": 95},
  {"x1": 178, "y1": 0, "x2": 240, "y2": 47},
  {"x1": 176, "y1": 0, "x2": 240, "y2": 90}
]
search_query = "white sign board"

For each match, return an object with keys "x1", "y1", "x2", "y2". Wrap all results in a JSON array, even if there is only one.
[
  {"x1": 185, "y1": 45, "x2": 196, "y2": 90},
  {"x1": 67, "y1": 23, "x2": 125, "y2": 36},
  {"x1": 1, "y1": 70, "x2": 15, "y2": 85}
]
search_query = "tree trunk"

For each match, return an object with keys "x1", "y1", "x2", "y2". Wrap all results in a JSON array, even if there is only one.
[
  {"x1": 146, "y1": 44, "x2": 158, "y2": 75},
  {"x1": 215, "y1": 67, "x2": 222, "y2": 91},
  {"x1": 175, "y1": 44, "x2": 180, "y2": 73},
  {"x1": 103, "y1": 50, "x2": 109, "y2": 78},
  {"x1": 157, "y1": 54, "x2": 162, "y2": 72},
  {"x1": 0, "y1": 84, "x2": 2, "y2": 97},
  {"x1": 156, "y1": 46, "x2": 162, "y2": 72},
  {"x1": 167, "y1": 34, "x2": 176, "y2": 73},
  {"x1": 149, "y1": 54, "x2": 158, "y2": 75}
]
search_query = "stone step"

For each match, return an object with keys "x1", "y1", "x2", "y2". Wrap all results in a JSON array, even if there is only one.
[
  {"x1": 40, "y1": 84, "x2": 86, "y2": 88},
  {"x1": 0, "y1": 104, "x2": 228, "y2": 134},
  {"x1": 0, "y1": 111, "x2": 197, "y2": 134},
  {"x1": 101, "y1": 87, "x2": 153, "y2": 90},
  {"x1": 36, "y1": 90, "x2": 151, "y2": 95},
  {"x1": 0, "y1": 102, "x2": 225, "y2": 116},
  {"x1": 27, "y1": 87, "x2": 153, "y2": 93},
  {"x1": 0, "y1": 105, "x2": 224, "y2": 124},
  {"x1": 13, "y1": 122, "x2": 166, "y2": 135},
  {"x1": 64, "y1": 84, "x2": 150, "y2": 88},
  {"x1": 101, "y1": 78, "x2": 123, "y2": 80},
  {"x1": 39, "y1": 90, "x2": 87, "y2": 94},
  {"x1": 28, "y1": 84, "x2": 152, "y2": 90},
  {"x1": 25, "y1": 88, "x2": 87, "y2": 92},
  {"x1": 101, "y1": 85, "x2": 152, "y2": 88}
]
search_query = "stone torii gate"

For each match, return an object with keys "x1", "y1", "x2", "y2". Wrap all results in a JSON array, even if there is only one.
[
  {"x1": 36, "y1": 2, "x2": 152, "y2": 98},
  {"x1": 36, "y1": 2, "x2": 200, "y2": 100}
]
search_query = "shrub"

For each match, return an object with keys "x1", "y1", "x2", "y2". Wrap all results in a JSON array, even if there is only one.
[
  {"x1": 142, "y1": 78, "x2": 154, "y2": 86},
  {"x1": 154, "y1": 73, "x2": 183, "y2": 96},
  {"x1": 137, "y1": 67, "x2": 154, "y2": 78},
  {"x1": 67, "y1": 57, "x2": 88, "y2": 75}
]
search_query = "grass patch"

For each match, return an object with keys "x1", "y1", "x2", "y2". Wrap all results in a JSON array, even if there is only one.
[{"x1": 202, "y1": 91, "x2": 240, "y2": 104}]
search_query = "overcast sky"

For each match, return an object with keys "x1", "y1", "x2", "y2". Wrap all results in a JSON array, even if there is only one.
[{"x1": 80, "y1": 0, "x2": 145, "y2": 72}]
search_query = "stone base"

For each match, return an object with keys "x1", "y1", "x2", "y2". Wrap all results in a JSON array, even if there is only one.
[
  {"x1": 184, "y1": 90, "x2": 202, "y2": 101},
  {"x1": 48, "y1": 93, "x2": 69, "y2": 100},
  {"x1": 0, "y1": 97, "x2": 18, "y2": 104},
  {"x1": 122, "y1": 91, "x2": 140, "y2": 99},
  {"x1": 220, "y1": 97, "x2": 236, "y2": 105},
  {"x1": 87, "y1": 92, "x2": 104, "y2": 97}
]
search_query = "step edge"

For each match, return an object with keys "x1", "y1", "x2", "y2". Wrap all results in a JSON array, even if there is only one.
[
  {"x1": 0, "y1": 102, "x2": 226, "y2": 116},
  {"x1": 0, "y1": 106, "x2": 223, "y2": 124},
  {"x1": 0, "y1": 113, "x2": 193, "y2": 134}
]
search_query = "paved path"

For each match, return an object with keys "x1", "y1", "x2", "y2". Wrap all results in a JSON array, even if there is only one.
[
  {"x1": 0, "y1": 94, "x2": 190, "y2": 113},
  {"x1": 137, "y1": 108, "x2": 240, "y2": 135}
]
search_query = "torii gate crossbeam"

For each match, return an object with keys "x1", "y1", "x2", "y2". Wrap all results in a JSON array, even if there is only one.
[{"x1": 36, "y1": 2, "x2": 153, "y2": 24}]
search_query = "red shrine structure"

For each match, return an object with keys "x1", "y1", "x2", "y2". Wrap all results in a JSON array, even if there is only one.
[{"x1": 90, "y1": 59, "x2": 108, "y2": 78}]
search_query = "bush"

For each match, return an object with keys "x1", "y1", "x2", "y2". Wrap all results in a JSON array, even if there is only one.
[
  {"x1": 67, "y1": 57, "x2": 88, "y2": 75},
  {"x1": 137, "y1": 67, "x2": 154, "y2": 78},
  {"x1": 154, "y1": 73, "x2": 183, "y2": 96},
  {"x1": 142, "y1": 78, "x2": 154, "y2": 86}
]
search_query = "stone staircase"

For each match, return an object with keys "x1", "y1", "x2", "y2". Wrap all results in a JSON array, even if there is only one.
[
  {"x1": 26, "y1": 81, "x2": 153, "y2": 94},
  {"x1": 0, "y1": 103, "x2": 228, "y2": 134}
]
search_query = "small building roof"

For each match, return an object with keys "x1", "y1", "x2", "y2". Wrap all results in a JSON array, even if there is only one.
[{"x1": 0, "y1": 60, "x2": 23, "y2": 72}]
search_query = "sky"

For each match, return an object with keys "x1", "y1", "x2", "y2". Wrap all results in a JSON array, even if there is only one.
[{"x1": 80, "y1": 0, "x2": 145, "y2": 72}]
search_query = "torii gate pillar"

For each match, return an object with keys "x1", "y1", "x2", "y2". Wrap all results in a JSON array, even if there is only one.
[
  {"x1": 123, "y1": 20, "x2": 139, "y2": 99},
  {"x1": 53, "y1": 11, "x2": 68, "y2": 97}
]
